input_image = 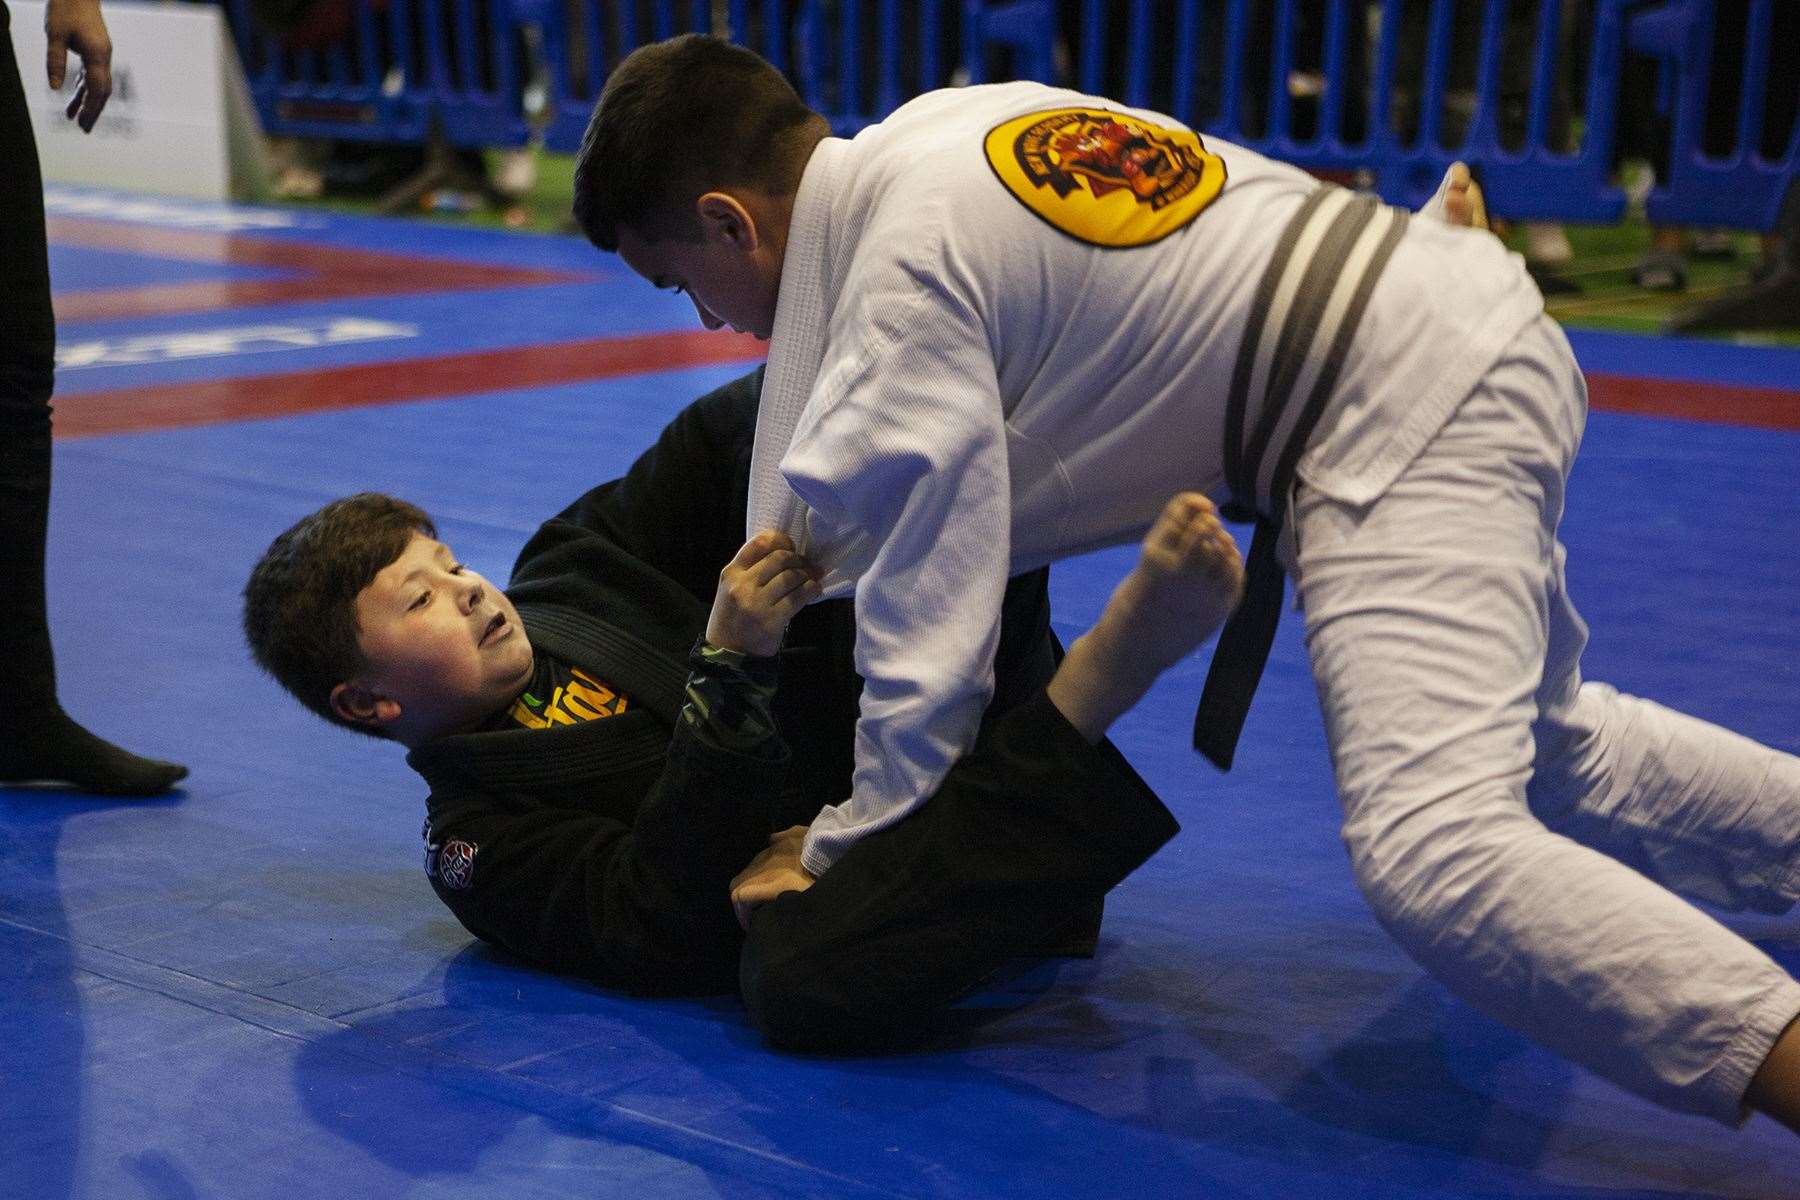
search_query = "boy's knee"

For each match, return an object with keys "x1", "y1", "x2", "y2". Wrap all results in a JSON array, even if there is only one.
[
  {"x1": 740, "y1": 923, "x2": 935, "y2": 1054},
  {"x1": 1340, "y1": 787, "x2": 1537, "y2": 931},
  {"x1": 1529, "y1": 681, "x2": 1619, "y2": 807},
  {"x1": 739, "y1": 931, "x2": 864, "y2": 1053},
  {"x1": 1341, "y1": 830, "x2": 1417, "y2": 930},
  {"x1": 1340, "y1": 801, "x2": 1437, "y2": 907},
  {"x1": 738, "y1": 936, "x2": 801, "y2": 1046}
]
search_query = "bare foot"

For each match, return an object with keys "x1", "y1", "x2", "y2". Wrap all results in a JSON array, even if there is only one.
[
  {"x1": 1102, "y1": 493, "x2": 1245, "y2": 672},
  {"x1": 1423, "y1": 161, "x2": 1488, "y2": 231},
  {"x1": 1048, "y1": 494, "x2": 1244, "y2": 741}
]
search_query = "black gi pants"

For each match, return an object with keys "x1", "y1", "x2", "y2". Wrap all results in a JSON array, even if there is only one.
[
  {"x1": 741, "y1": 575, "x2": 1181, "y2": 1054},
  {"x1": 0, "y1": 1, "x2": 66, "y2": 721}
]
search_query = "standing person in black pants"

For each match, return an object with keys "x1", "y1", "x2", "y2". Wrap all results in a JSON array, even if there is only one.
[{"x1": 1, "y1": 0, "x2": 186, "y2": 793}]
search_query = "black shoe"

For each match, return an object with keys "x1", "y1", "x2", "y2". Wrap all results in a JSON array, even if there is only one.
[
  {"x1": 1527, "y1": 263, "x2": 1582, "y2": 296},
  {"x1": 1633, "y1": 251, "x2": 1688, "y2": 292}
]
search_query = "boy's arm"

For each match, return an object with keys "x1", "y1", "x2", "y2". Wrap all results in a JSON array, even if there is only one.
[
  {"x1": 427, "y1": 532, "x2": 811, "y2": 994},
  {"x1": 425, "y1": 712, "x2": 785, "y2": 996},
  {"x1": 781, "y1": 283, "x2": 1014, "y2": 878}
]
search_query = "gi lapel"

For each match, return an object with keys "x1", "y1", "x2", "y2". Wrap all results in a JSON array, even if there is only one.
[
  {"x1": 747, "y1": 138, "x2": 852, "y2": 552},
  {"x1": 516, "y1": 603, "x2": 688, "y2": 728}
]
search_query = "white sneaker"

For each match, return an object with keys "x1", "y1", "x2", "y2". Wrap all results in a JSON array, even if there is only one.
[
  {"x1": 1524, "y1": 221, "x2": 1573, "y2": 267},
  {"x1": 495, "y1": 148, "x2": 539, "y2": 200}
]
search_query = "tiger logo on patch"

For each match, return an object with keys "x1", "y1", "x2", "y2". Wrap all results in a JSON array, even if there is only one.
[{"x1": 984, "y1": 108, "x2": 1226, "y2": 248}]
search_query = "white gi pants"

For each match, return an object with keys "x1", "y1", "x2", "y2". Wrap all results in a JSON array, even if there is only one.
[{"x1": 1293, "y1": 314, "x2": 1800, "y2": 1123}]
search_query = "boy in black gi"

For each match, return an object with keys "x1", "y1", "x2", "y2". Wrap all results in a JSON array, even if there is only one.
[{"x1": 242, "y1": 369, "x2": 1243, "y2": 1050}]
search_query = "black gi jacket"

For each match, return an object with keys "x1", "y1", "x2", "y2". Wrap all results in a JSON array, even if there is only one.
[{"x1": 406, "y1": 371, "x2": 1181, "y2": 1041}]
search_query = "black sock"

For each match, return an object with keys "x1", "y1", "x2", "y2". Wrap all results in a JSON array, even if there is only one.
[{"x1": 0, "y1": 706, "x2": 188, "y2": 796}]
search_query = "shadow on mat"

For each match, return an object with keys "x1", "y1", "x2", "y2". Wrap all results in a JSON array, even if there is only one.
[
  {"x1": 0, "y1": 787, "x2": 184, "y2": 1200},
  {"x1": 286, "y1": 934, "x2": 1069, "y2": 1181},
  {"x1": 284, "y1": 923, "x2": 1789, "y2": 1196}
]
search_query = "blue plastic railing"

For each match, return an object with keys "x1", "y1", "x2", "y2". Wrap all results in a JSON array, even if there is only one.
[
  {"x1": 1624, "y1": 0, "x2": 1797, "y2": 233},
  {"x1": 221, "y1": 0, "x2": 1796, "y2": 233}
]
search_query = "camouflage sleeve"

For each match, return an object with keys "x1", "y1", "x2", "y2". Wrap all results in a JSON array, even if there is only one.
[{"x1": 681, "y1": 639, "x2": 784, "y2": 760}]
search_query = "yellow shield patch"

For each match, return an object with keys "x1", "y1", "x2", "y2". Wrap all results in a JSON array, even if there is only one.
[{"x1": 984, "y1": 108, "x2": 1226, "y2": 248}]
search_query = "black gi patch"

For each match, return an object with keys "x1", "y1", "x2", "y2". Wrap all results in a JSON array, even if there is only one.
[
  {"x1": 434, "y1": 839, "x2": 479, "y2": 890},
  {"x1": 423, "y1": 821, "x2": 479, "y2": 891}
]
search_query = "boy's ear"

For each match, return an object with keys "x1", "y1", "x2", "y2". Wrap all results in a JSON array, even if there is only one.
[
  {"x1": 696, "y1": 191, "x2": 759, "y2": 252},
  {"x1": 329, "y1": 680, "x2": 401, "y2": 729}
]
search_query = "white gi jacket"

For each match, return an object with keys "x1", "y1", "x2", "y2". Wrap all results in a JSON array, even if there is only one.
[{"x1": 749, "y1": 82, "x2": 1545, "y2": 875}]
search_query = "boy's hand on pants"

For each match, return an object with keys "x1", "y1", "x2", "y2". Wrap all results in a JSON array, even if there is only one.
[
  {"x1": 705, "y1": 531, "x2": 820, "y2": 658},
  {"x1": 730, "y1": 825, "x2": 814, "y2": 929}
]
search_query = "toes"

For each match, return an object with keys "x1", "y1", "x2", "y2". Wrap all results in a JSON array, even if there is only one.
[
  {"x1": 1464, "y1": 180, "x2": 1489, "y2": 231},
  {"x1": 1436, "y1": 162, "x2": 1490, "y2": 231},
  {"x1": 1143, "y1": 493, "x2": 1241, "y2": 581},
  {"x1": 1167, "y1": 492, "x2": 1214, "y2": 523}
]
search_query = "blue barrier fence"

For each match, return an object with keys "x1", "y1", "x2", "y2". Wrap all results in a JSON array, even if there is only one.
[
  {"x1": 222, "y1": 0, "x2": 1798, "y2": 233},
  {"x1": 1624, "y1": 0, "x2": 1798, "y2": 233}
]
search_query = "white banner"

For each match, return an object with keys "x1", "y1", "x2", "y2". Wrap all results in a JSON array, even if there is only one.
[
  {"x1": 57, "y1": 318, "x2": 420, "y2": 370},
  {"x1": 44, "y1": 186, "x2": 310, "y2": 231},
  {"x1": 12, "y1": 0, "x2": 269, "y2": 201}
]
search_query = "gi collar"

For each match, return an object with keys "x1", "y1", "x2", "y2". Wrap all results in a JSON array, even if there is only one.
[{"x1": 747, "y1": 136, "x2": 852, "y2": 558}]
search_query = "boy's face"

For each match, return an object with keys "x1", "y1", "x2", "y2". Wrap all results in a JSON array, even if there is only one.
[
  {"x1": 342, "y1": 533, "x2": 534, "y2": 740},
  {"x1": 615, "y1": 192, "x2": 783, "y2": 339}
]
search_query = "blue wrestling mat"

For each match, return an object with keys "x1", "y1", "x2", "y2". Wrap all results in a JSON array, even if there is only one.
[{"x1": 5, "y1": 188, "x2": 1799, "y2": 1199}]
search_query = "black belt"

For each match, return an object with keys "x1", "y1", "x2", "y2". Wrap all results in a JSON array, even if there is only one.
[{"x1": 1194, "y1": 187, "x2": 1409, "y2": 770}]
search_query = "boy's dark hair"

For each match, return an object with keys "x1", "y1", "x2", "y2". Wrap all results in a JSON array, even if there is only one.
[
  {"x1": 242, "y1": 493, "x2": 436, "y2": 740},
  {"x1": 572, "y1": 33, "x2": 828, "y2": 250}
]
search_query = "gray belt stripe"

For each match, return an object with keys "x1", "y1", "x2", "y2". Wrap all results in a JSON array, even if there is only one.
[
  {"x1": 1197, "y1": 184, "x2": 1409, "y2": 773},
  {"x1": 1223, "y1": 184, "x2": 1335, "y2": 512},
  {"x1": 1241, "y1": 193, "x2": 1381, "y2": 508},
  {"x1": 1266, "y1": 207, "x2": 1409, "y2": 522},
  {"x1": 1254, "y1": 202, "x2": 1403, "y2": 509}
]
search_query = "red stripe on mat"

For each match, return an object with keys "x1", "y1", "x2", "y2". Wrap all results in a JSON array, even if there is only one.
[
  {"x1": 54, "y1": 330, "x2": 766, "y2": 439},
  {"x1": 53, "y1": 347, "x2": 1798, "y2": 441},
  {"x1": 49, "y1": 217, "x2": 591, "y2": 321},
  {"x1": 1586, "y1": 372, "x2": 1800, "y2": 431}
]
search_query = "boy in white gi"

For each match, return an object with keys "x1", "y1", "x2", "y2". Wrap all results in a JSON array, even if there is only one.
[{"x1": 571, "y1": 34, "x2": 1800, "y2": 1132}]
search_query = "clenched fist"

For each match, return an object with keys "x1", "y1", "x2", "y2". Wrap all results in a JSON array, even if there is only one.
[{"x1": 704, "y1": 531, "x2": 821, "y2": 658}]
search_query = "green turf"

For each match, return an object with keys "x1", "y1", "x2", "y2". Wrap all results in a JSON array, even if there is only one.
[
  {"x1": 1504, "y1": 221, "x2": 1800, "y2": 347},
  {"x1": 268, "y1": 148, "x2": 582, "y2": 233}
]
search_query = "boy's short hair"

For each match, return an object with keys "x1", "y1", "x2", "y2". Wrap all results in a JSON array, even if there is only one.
[
  {"x1": 572, "y1": 33, "x2": 827, "y2": 250},
  {"x1": 242, "y1": 493, "x2": 435, "y2": 740}
]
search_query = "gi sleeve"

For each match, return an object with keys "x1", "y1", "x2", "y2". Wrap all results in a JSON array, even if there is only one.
[
  {"x1": 425, "y1": 717, "x2": 786, "y2": 996},
  {"x1": 782, "y1": 270, "x2": 1013, "y2": 877}
]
